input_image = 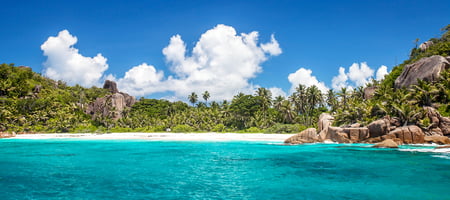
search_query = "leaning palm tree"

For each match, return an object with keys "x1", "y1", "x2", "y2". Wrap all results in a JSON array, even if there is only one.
[{"x1": 188, "y1": 92, "x2": 198, "y2": 107}]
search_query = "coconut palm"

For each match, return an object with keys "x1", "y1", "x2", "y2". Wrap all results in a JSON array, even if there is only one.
[
  {"x1": 202, "y1": 91, "x2": 210, "y2": 106},
  {"x1": 188, "y1": 92, "x2": 198, "y2": 107}
]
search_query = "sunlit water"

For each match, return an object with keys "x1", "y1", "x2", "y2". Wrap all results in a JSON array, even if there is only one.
[{"x1": 1, "y1": 139, "x2": 449, "y2": 199}]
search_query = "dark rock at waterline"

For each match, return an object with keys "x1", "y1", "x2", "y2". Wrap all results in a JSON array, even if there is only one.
[
  {"x1": 424, "y1": 136, "x2": 450, "y2": 145},
  {"x1": 373, "y1": 139, "x2": 398, "y2": 148},
  {"x1": 327, "y1": 126, "x2": 369, "y2": 143},
  {"x1": 383, "y1": 125, "x2": 425, "y2": 144},
  {"x1": 284, "y1": 128, "x2": 319, "y2": 144},
  {"x1": 394, "y1": 55, "x2": 450, "y2": 88}
]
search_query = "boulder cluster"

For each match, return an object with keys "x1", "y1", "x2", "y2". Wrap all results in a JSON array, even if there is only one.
[
  {"x1": 86, "y1": 80, "x2": 136, "y2": 120},
  {"x1": 285, "y1": 111, "x2": 450, "y2": 148}
]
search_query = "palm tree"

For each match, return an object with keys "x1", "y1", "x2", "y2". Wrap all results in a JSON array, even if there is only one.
[
  {"x1": 188, "y1": 92, "x2": 198, "y2": 107},
  {"x1": 202, "y1": 91, "x2": 210, "y2": 106},
  {"x1": 326, "y1": 89, "x2": 337, "y2": 112},
  {"x1": 409, "y1": 79, "x2": 439, "y2": 106},
  {"x1": 337, "y1": 87, "x2": 349, "y2": 109}
]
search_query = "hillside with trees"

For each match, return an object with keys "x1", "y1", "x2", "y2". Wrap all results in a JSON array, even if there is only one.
[{"x1": 0, "y1": 25, "x2": 449, "y2": 134}]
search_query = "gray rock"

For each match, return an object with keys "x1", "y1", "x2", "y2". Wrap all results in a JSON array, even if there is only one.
[
  {"x1": 367, "y1": 118, "x2": 391, "y2": 138},
  {"x1": 87, "y1": 81, "x2": 136, "y2": 120},
  {"x1": 103, "y1": 80, "x2": 119, "y2": 93},
  {"x1": 318, "y1": 113, "x2": 334, "y2": 140},
  {"x1": 285, "y1": 128, "x2": 319, "y2": 144},
  {"x1": 373, "y1": 139, "x2": 398, "y2": 148},
  {"x1": 419, "y1": 41, "x2": 434, "y2": 51},
  {"x1": 363, "y1": 86, "x2": 377, "y2": 100},
  {"x1": 394, "y1": 55, "x2": 450, "y2": 88}
]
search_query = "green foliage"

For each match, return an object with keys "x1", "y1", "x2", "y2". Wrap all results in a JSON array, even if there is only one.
[{"x1": 172, "y1": 124, "x2": 194, "y2": 133}]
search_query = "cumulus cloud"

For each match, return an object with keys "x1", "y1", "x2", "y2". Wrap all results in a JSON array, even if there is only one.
[
  {"x1": 287, "y1": 67, "x2": 328, "y2": 94},
  {"x1": 116, "y1": 63, "x2": 165, "y2": 97},
  {"x1": 331, "y1": 67, "x2": 349, "y2": 90},
  {"x1": 331, "y1": 63, "x2": 389, "y2": 90},
  {"x1": 347, "y1": 62, "x2": 374, "y2": 86},
  {"x1": 157, "y1": 24, "x2": 282, "y2": 100},
  {"x1": 261, "y1": 34, "x2": 282, "y2": 56},
  {"x1": 269, "y1": 87, "x2": 287, "y2": 98},
  {"x1": 41, "y1": 30, "x2": 108, "y2": 87},
  {"x1": 376, "y1": 65, "x2": 388, "y2": 81}
]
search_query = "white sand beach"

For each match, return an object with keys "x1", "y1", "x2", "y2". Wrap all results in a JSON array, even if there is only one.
[{"x1": 13, "y1": 132, "x2": 295, "y2": 142}]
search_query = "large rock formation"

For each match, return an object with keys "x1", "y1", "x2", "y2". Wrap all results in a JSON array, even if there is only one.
[
  {"x1": 373, "y1": 139, "x2": 398, "y2": 148},
  {"x1": 86, "y1": 80, "x2": 136, "y2": 120},
  {"x1": 424, "y1": 107, "x2": 450, "y2": 136},
  {"x1": 284, "y1": 128, "x2": 319, "y2": 144},
  {"x1": 424, "y1": 136, "x2": 450, "y2": 145},
  {"x1": 382, "y1": 125, "x2": 425, "y2": 144},
  {"x1": 367, "y1": 118, "x2": 392, "y2": 138},
  {"x1": 394, "y1": 55, "x2": 450, "y2": 88},
  {"x1": 327, "y1": 126, "x2": 369, "y2": 143},
  {"x1": 318, "y1": 113, "x2": 334, "y2": 140}
]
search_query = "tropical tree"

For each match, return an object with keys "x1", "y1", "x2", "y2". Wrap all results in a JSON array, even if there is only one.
[
  {"x1": 188, "y1": 92, "x2": 198, "y2": 107},
  {"x1": 202, "y1": 91, "x2": 210, "y2": 106}
]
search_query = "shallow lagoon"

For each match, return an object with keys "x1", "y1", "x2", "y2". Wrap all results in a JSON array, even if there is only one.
[{"x1": 1, "y1": 139, "x2": 449, "y2": 199}]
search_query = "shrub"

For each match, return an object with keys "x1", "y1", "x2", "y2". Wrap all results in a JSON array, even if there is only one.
[{"x1": 172, "y1": 124, "x2": 194, "y2": 133}]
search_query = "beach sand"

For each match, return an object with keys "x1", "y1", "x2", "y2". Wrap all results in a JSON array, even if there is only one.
[{"x1": 13, "y1": 132, "x2": 295, "y2": 142}]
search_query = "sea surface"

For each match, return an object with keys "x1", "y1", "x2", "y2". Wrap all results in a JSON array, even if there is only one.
[{"x1": 1, "y1": 139, "x2": 450, "y2": 200}]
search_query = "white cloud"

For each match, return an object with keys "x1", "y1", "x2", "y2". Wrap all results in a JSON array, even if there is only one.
[
  {"x1": 331, "y1": 67, "x2": 349, "y2": 90},
  {"x1": 158, "y1": 24, "x2": 282, "y2": 100},
  {"x1": 331, "y1": 62, "x2": 388, "y2": 90},
  {"x1": 287, "y1": 67, "x2": 328, "y2": 94},
  {"x1": 376, "y1": 65, "x2": 388, "y2": 81},
  {"x1": 347, "y1": 62, "x2": 374, "y2": 86},
  {"x1": 116, "y1": 63, "x2": 165, "y2": 97},
  {"x1": 261, "y1": 34, "x2": 282, "y2": 56},
  {"x1": 269, "y1": 87, "x2": 287, "y2": 98},
  {"x1": 41, "y1": 30, "x2": 108, "y2": 87}
]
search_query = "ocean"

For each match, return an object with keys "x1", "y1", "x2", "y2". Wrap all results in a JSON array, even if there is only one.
[{"x1": 1, "y1": 139, "x2": 449, "y2": 199}]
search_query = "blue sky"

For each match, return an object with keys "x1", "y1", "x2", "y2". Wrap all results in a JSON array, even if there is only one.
[{"x1": 1, "y1": 0, "x2": 449, "y2": 100}]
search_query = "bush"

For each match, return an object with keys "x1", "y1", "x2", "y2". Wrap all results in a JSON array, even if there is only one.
[
  {"x1": 172, "y1": 124, "x2": 194, "y2": 133},
  {"x1": 245, "y1": 127, "x2": 263, "y2": 133},
  {"x1": 212, "y1": 124, "x2": 226, "y2": 132}
]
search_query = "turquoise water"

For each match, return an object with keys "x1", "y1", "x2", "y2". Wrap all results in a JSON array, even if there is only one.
[{"x1": 1, "y1": 139, "x2": 450, "y2": 199}]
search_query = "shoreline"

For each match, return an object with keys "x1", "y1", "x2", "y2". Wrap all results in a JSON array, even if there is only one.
[{"x1": 10, "y1": 132, "x2": 295, "y2": 142}]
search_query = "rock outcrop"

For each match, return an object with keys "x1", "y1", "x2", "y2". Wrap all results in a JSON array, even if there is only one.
[
  {"x1": 367, "y1": 118, "x2": 392, "y2": 138},
  {"x1": 383, "y1": 125, "x2": 425, "y2": 144},
  {"x1": 424, "y1": 136, "x2": 450, "y2": 145},
  {"x1": 284, "y1": 128, "x2": 319, "y2": 144},
  {"x1": 86, "y1": 80, "x2": 136, "y2": 120},
  {"x1": 363, "y1": 86, "x2": 377, "y2": 100},
  {"x1": 328, "y1": 126, "x2": 369, "y2": 143},
  {"x1": 394, "y1": 55, "x2": 450, "y2": 88},
  {"x1": 424, "y1": 107, "x2": 450, "y2": 136},
  {"x1": 419, "y1": 41, "x2": 434, "y2": 51},
  {"x1": 318, "y1": 113, "x2": 334, "y2": 140},
  {"x1": 373, "y1": 139, "x2": 398, "y2": 148}
]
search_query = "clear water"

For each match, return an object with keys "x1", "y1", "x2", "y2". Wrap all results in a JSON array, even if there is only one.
[{"x1": 1, "y1": 139, "x2": 450, "y2": 200}]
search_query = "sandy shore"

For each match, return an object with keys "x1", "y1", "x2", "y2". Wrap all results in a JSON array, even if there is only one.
[{"x1": 12, "y1": 132, "x2": 295, "y2": 142}]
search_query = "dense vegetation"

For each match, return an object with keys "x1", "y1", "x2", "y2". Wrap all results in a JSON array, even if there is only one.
[{"x1": 0, "y1": 25, "x2": 449, "y2": 134}]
